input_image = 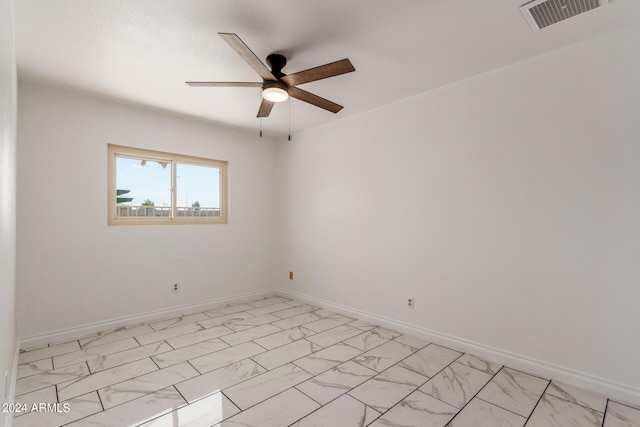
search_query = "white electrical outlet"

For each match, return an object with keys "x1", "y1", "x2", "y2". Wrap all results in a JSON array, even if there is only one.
[
  {"x1": 407, "y1": 298, "x2": 414, "y2": 309},
  {"x1": 172, "y1": 283, "x2": 179, "y2": 293}
]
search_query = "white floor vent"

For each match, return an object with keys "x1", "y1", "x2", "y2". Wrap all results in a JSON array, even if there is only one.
[{"x1": 521, "y1": 0, "x2": 609, "y2": 31}]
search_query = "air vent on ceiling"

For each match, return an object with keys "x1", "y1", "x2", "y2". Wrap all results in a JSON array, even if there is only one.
[{"x1": 521, "y1": 0, "x2": 609, "y2": 31}]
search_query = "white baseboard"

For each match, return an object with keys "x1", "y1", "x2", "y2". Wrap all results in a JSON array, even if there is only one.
[
  {"x1": 16, "y1": 287, "x2": 640, "y2": 407},
  {"x1": 275, "y1": 288, "x2": 640, "y2": 407},
  {"x1": 18, "y1": 289, "x2": 277, "y2": 349}
]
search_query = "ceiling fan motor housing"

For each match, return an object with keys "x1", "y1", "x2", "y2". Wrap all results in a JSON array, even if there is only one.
[{"x1": 266, "y1": 53, "x2": 287, "y2": 78}]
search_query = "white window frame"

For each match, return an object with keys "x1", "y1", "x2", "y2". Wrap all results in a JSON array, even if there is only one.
[{"x1": 107, "y1": 144, "x2": 228, "y2": 225}]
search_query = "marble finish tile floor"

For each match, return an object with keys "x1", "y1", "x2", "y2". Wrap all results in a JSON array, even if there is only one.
[{"x1": 12, "y1": 296, "x2": 640, "y2": 427}]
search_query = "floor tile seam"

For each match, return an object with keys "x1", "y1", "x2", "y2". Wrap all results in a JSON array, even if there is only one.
[
  {"x1": 291, "y1": 360, "x2": 320, "y2": 377},
  {"x1": 374, "y1": 343, "x2": 439, "y2": 377},
  {"x1": 157, "y1": 338, "x2": 238, "y2": 367},
  {"x1": 18, "y1": 342, "x2": 83, "y2": 365},
  {"x1": 53, "y1": 356, "x2": 115, "y2": 372},
  {"x1": 218, "y1": 390, "x2": 242, "y2": 421},
  {"x1": 248, "y1": 356, "x2": 270, "y2": 373},
  {"x1": 306, "y1": 334, "x2": 361, "y2": 350},
  {"x1": 295, "y1": 342, "x2": 366, "y2": 370},
  {"x1": 340, "y1": 334, "x2": 394, "y2": 354},
  {"x1": 443, "y1": 362, "x2": 508, "y2": 425},
  {"x1": 133, "y1": 325, "x2": 207, "y2": 344},
  {"x1": 409, "y1": 387, "x2": 463, "y2": 411},
  {"x1": 215, "y1": 307, "x2": 261, "y2": 317},
  {"x1": 87, "y1": 344, "x2": 174, "y2": 374},
  {"x1": 245, "y1": 298, "x2": 293, "y2": 309},
  {"x1": 488, "y1": 367, "x2": 550, "y2": 415},
  {"x1": 543, "y1": 388, "x2": 606, "y2": 414},
  {"x1": 167, "y1": 325, "x2": 237, "y2": 346},
  {"x1": 14, "y1": 365, "x2": 93, "y2": 398},
  {"x1": 304, "y1": 321, "x2": 353, "y2": 334},
  {"x1": 501, "y1": 365, "x2": 551, "y2": 382},
  {"x1": 252, "y1": 340, "x2": 345, "y2": 372},
  {"x1": 147, "y1": 311, "x2": 215, "y2": 332},
  {"x1": 267, "y1": 303, "x2": 315, "y2": 316},
  {"x1": 298, "y1": 351, "x2": 368, "y2": 377},
  {"x1": 360, "y1": 333, "x2": 429, "y2": 357},
  {"x1": 521, "y1": 378, "x2": 551, "y2": 425},
  {"x1": 601, "y1": 399, "x2": 609, "y2": 427},
  {"x1": 349, "y1": 324, "x2": 378, "y2": 333},
  {"x1": 225, "y1": 320, "x2": 284, "y2": 333},
  {"x1": 218, "y1": 325, "x2": 287, "y2": 346},
  {"x1": 419, "y1": 362, "x2": 497, "y2": 410},
  {"x1": 226, "y1": 376, "x2": 313, "y2": 413},
  {"x1": 202, "y1": 359, "x2": 290, "y2": 398},
  {"x1": 195, "y1": 313, "x2": 258, "y2": 328},
  {"x1": 600, "y1": 398, "x2": 640, "y2": 427},
  {"x1": 73, "y1": 384, "x2": 190, "y2": 425},
  {"x1": 61, "y1": 393, "x2": 126, "y2": 425},
  {"x1": 285, "y1": 391, "x2": 343, "y2": 427},
  {"x1": 148, "y1": 355, "x2": 163, "y2": 371},
  {"x1": 452, "y1": 358, "x2": 503, "y2": 376},
  {"x1": 50, "y1": 339, "x2": 147, "y2": 371},
  {"x1": 423, "y1": 342, "x2": 466, "y2": 357},
  {"x1": 293, "y1": 373, "x2": 371, "y2": 409},
  {"x1": 271, "y1": 301, "x2": 312, "y2": 319},
  {"x1": 349, "y1": 347, "x2": 420, "y2": 376},
  {"x1": 170, "y1": 385, "x2": 192, "y2": 413},
  {"x1": 95, "y1": 389, "x2": 105, "y2": 412},
  {"x1": 179, "y1": 368, "x2": 254, "y2": 412},
  {"x1": 366, "y1": 361, "x2": 433, "y2": 390},
  {"x1": 405, "y1": 351, "x2": 466, "y2": 383},
  {"x1": 249, "y1": 339, "x2": 271, "y2": 352},
  {"x1": 252, "y1": 337, "x2": 317, "y2": 356},
  {"x1": 301, "y1": 324, "x2": 367, "y2": 347},
  {"x1": 247, "y1": 302, "x2": 301, "y2": 317},
  {"x1": 79, "y1": 328, "x2": 156, "y2": 350},
  {"x1": 407, "y1": 350, "x2": 496, "y2": 390},
  {"x1": 61, "y1": 360, "x2": 163, "y2": 402},
  {"x1": 475, "y1": 395, "x2": 531, "y2": 420},
  {"x1": 290, "y1": 385, "x2": 331, "y2": 416},
  {"x1": 188, "y1": 346, "x2": 268, "y2": 376},
  {"x1": 244, "y1": 324, "x2": 322, "y2": 350},
  {"x1": 347, "y1": 383, "x2": 438, "y2": 422},
  {"x1": 173, "y1": 369, "x2": 241, "y2": 407},
  {"x1": 606, "y1": 398, "x2": 640, "y2": 411},
  {"x1": 16, "y1": 357, "x2": 55, "y2": 379},
  {"x1": 391, "y1": 335, "x2": 430, "y2": 352},
  {"x1": 148, "y1": 320, "x2": 196, "y2": 333}
]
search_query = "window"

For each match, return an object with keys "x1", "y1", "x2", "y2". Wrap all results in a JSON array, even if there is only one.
[{"x1": 107, "y1": 145, "x2": 228, "y2": 225}]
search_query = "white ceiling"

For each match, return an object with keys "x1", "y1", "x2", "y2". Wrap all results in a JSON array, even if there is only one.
[{"x1": 14, "y1": 0, "x2": 640, "y2": 137}]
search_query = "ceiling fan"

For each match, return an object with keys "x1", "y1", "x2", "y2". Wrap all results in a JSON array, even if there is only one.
[{"x1": 186, "y1": 33, "x2": 355, "y2": 118}]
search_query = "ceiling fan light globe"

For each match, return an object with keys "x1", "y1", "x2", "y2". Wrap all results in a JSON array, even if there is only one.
[{"x1": 262, "y1": 87, "x2": 289, "y2": 103}]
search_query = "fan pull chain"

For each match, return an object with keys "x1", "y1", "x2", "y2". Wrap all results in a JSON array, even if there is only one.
[
  {"x1": 288, "y1": 98, "x2": 291, "y2": 141},
  {"x1": 260, "y1": 117, "x2": 263, "y2": 138}
]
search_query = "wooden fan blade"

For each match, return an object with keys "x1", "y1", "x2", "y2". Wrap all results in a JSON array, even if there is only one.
[
  {"x1": 281, "y1": 59, "x2": 355, "y2": 87},
  {"x1": 257, "y1": 98, "x2": 275, "y2": 118},
  {"x1": 288, "y1": 87, "x2": 343, "y2": 114},
  {"x1": 219, "y1": 33, "x2": 277, "y2": 82},
  {"x1": 186, "y1": 82, "x2": 263, "y2": 87}
]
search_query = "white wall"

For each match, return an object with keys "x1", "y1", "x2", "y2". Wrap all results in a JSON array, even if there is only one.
[
  {"x1": 17, "y1": 82, "x2": 278, "y2": 338},
  {"x1": 0, "y1": 0, "x2": 17, "y2": 424},
  {"x1": 276, "y1": 24, "x2": 640, "y2": 401}
]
